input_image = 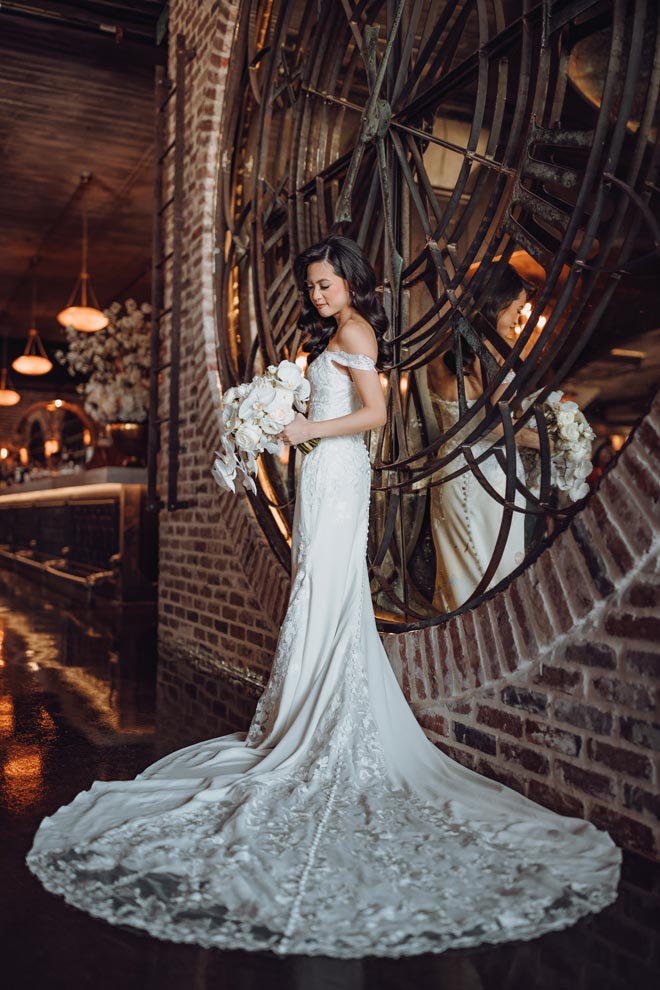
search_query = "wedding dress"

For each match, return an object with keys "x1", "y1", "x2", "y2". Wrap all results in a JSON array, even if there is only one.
[
  {"x1": 429, "y1": 376, "x2": 526, "y2": 612},
  {"x1": 26, "y1": 349, "x2": 620, "y2": 959}
]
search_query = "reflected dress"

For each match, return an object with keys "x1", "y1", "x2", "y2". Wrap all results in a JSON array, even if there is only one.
[
  {"x1": 430, "y1": 375, "x2": 527, "y2": 612},
  {"x1": 26, "y1": 349, "x2": 621, "y2": 958}
]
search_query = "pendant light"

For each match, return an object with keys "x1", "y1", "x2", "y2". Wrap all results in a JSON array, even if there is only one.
[
  {"x1": 0, "y1": 335, "x2": 21, "y2": 406},
  {"x1": 12, "y1": 272, "x2": 53, "y2": 376},
  {"x1": 57, "y1": 174, "x2": 108, "y2": 333}
]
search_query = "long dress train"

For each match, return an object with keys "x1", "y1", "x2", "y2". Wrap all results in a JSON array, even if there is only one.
[{"x1": 26, "y1": 350, "x2": 621, "y2": 959}]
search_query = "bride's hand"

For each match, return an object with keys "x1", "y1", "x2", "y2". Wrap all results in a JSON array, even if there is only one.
[{"x1": 279, "y1": 413, "x2": 313, "y2": 447}]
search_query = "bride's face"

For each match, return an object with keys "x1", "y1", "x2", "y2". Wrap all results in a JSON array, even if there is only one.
[
  {"x1": 496, "y1": 290, "x2": 527, "y2": 345},
  {"x1": 305, "y1": 260, "x2": 351, "y2": 318}
]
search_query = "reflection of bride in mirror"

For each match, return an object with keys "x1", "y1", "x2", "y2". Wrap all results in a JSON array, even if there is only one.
[{"x1": 427, "y1": 263, "x2": 542, "y2": 612}]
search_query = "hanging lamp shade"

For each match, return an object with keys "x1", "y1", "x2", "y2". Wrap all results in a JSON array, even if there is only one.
[
  {"x1": 0, "y1": 336, "x2": 21, "y2": 405},
  {"x1": 57, "y1": 275, "x2": 109, "y2": 332},
  {"x1": 0, "y1": 367, "x2": 21, "y2": 406},
  {"x1": 12, "y1": 327, "x2": 53, "y2": 376},
  {"x1": 57, "y1": 182, "x2": 108, "y2": 333}
]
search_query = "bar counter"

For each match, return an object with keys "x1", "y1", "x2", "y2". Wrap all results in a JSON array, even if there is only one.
[
  {"x1": 0, "y1": 466, "x2": 148, "y2": 497},
  {"x1": 0, "y1": 468, "x2": 157, "y2": 603}
]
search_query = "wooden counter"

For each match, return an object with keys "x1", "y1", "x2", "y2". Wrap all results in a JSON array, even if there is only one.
[{"x1": 0, "y1": 470, "x2": 157, "y2": 604}]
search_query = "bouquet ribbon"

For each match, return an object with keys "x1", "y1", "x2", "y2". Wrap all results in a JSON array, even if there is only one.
[{"x1": 297, "y1": 438, "x2": 320, "y2": 456}]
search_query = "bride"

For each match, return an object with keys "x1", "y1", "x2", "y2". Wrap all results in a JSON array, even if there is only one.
[
  {"x1": 427, "y1": 263, "x2": 542, "y2": 612},
  {"x1": 26, "y1": 235, "x2": 620, "y2": 959}
]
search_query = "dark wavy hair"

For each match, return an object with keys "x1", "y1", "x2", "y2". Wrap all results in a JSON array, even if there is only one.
[
  {"x1": 293, "y1": 235, "x2": 392, "y2": 368},
  {"x1": 444, "y1": 262, "x2": 535, "y2": 375}
]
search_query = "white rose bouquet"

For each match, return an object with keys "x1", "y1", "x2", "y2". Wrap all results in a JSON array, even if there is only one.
[
  {"x1": 212, "y1": 360, "x2": 312, "y2": 495},
  {"x1": 520, "y1": 390, "x2": 596, "y2": 503}
]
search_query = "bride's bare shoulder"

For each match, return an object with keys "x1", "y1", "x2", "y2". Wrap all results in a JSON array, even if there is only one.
[{"x1": 334, "y1": 318, "x2": 378, "y2": 361}]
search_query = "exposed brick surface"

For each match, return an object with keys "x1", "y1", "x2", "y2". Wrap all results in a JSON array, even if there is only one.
[
  {"x1": 499, "y1": 740, "x2": 549, "y2": 775},
  {"x1": 554, "y1": 699, "x2": 613, "y2": 735},
  {"x1": 452, "y1": 722, "x2": 497, "y2": 756},
  {"x1": 564, "y1": 641, "x2": 617, "y2": 669},
  {"x1": 524, "y1": 719, "x2": 582, "y2": 757},
  {"x1": 532, "y1": 663, "x2": 582, "y2": 692},
  {"x1": 623, "y1": 785, "x2": 660, "y2": 821},
  {"x1": 527, "y1": 780, "x2": 585, "y2": 818},
  {"x1": 570, "y1": 517, "x2": 616, "y2": 597},
  {"x1": 589, "y1": 805, "x2": 655, "y2": 856},
  {"x1": 476, "y1": 704, "x2": 523, "y2": 738},
  {"x1": 620, "y1": 717, "x2": 660, "y2": 752},
  {"x1": 591, "y1": 675, "x2": 656, "y2": 711},
  {"x1": 587, "y1": 739, "x2": 653, "y2": 779},
  {"x1": 624, "y1": 649, "x2": 660, "y2": 678},
  {"x1": 501, "y1": 685, "x2": 548, "y2": 713},
  {"x1": 604, "y1": 612, "x2": 660, "y2": 643},
  {"x1": 557, "y1": 761, "x2": 615, "y2": 801}
]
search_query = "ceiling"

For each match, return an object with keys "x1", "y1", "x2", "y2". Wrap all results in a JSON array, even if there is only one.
[{"x1": 0, "y1": 1, "x2": 167, "y2": 389}]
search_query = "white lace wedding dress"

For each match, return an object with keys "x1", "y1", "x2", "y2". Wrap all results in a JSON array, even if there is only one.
[
  {"x1": 430, "y1": 376, "x2": 527, "y2": 611},
  {"x1": 26, "y1": 349, "x2": 621, "y2": 959}
]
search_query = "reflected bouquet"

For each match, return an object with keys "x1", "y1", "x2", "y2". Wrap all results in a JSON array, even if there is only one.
[
  {"x1": 521, "y1": 390, "x2": 596, "y2": 503},
  {"x1": 212, "y1": 360, "x2": 311, "y2": 495}
]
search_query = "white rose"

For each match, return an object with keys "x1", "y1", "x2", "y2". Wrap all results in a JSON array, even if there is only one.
[
  {"x1": 556, "y1": 409, "x2": 574, "y2": 427},
  {"x1": 234, "y1": 422, "x2": 263, "y2": 451},
  {"x1": 560, "y1": 422, "x2": 580, "y2": 441},
  {"x1": 261, "y1": 405, "x2": 295, "y2": 434},
  {"x1": 223, "y1": 386, "x2": 240, "y2": 406},
  {"x1": 276, "y1": 360, "x2": 303, "y2": 390}
]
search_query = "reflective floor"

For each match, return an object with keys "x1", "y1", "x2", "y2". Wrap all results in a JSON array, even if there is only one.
[{"x1": 1, "y1": 571, "x2": 659, "y2": 990}]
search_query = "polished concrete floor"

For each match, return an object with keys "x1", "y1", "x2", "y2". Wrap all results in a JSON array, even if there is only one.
[{"x1": 1, "y1": 571, "x2": 659, "y2": 990}]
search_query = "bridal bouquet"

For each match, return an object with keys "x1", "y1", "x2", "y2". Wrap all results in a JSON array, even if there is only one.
[
  {"x1": 212, "y1": 360, "x2": 311, "y2": 495},
  {"x1": 521, "y1": 390, "x2": 595, "y2": 503}
]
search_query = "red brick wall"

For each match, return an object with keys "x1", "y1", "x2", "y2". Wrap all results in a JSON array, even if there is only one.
[
  {"x1": 159, "y1": 0, "x2": 660, "y2": 859},
  {"x1": 156, "y1": 0, "x2": 289, "y2": 746}
]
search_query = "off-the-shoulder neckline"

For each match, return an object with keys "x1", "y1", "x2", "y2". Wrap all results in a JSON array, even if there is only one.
[{"x1": 324, "y1": 349, "x2": 376, "y2": 361}]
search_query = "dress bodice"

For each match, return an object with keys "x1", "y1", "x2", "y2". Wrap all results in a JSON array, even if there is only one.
[
  {"x1": 307, "y1": 349, "x2": 377, "y2": 424},
  {"x1": 431, "y1": 369, "x2": 516, "y2": 458}
]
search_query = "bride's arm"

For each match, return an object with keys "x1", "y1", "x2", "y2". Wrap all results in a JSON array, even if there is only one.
[{"x1": 279, "y1": 326, "x2": 387, "y2": 446}]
